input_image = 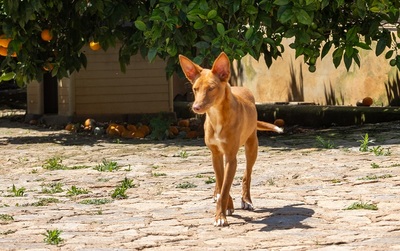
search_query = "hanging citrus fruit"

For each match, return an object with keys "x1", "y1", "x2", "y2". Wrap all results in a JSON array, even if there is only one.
[
  {"x1": 43, "y1": 62, "x2": 54, "y2": 71},
  {"x1": 0, "y1": 46, "x2": 7, "y2": 56},
  {"x1": 0, "y1": 35, "x2": 12, "y2": 48},
  {"x1": 89, "y1": 41, "x2": 101, "y2": 51},
  {"x1": 41, "y1": 29, "x2": 53, "y2": 42}
]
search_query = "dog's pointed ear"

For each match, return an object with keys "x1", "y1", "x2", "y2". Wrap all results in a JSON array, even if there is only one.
[
  {"x1": 179, "y1": 55, "x2": 202, "y2": 83},
  {"x1": 211, "y1": 52, "x2": 231, "y2": 82}
]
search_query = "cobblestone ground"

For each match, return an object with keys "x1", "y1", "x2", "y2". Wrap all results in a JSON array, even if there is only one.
[{"x1": 0, "y1": 116, "x2": 400, "y2": 251}]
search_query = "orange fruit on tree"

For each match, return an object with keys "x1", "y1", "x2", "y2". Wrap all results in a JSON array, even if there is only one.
[
  {"x1": 41, "y1": 29, "x2": 53, "y2": 42},
  {"x1": 89, "y1": 41, "x2": 101, "y2": 51},
  {"x1": 0, "y1": 35, "x2": 12, "y2": 48},
  {"x1": 43, "y1": 62, "x2": 54, "y2": 71},
  {"x1": 0, "y1": 46, "x2": 7, "y2": 56}
]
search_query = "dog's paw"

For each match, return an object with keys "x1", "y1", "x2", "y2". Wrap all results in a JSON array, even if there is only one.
[
  {"x1": 241, "y1": 198, "x2": 254, "y2": 211},
  {"x1": 213, "y1": 193, "x2": 220, "y2": 203},
  {"x1": 214, "y1": 215, "x2": 229, "y2": 227}
]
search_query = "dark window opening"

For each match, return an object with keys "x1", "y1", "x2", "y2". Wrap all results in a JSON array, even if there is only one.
[{"x1": 43, "y1": 73, "x2": 58, "y2": 114}]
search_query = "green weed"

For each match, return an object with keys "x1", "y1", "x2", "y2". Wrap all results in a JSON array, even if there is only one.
[
  {"x1": 28, "y1": 198, "x2": 60, "y2": 207},
  {"x1": 179, "y1": 150, "x2": 188, "y2": 158},
  {"x1": 79, "y1": 198, "x2": 113, "y2": 205},
  {"x1": 111, "y1": 187, "x2": 128, "y2": 199},
  {"x1": 120, "y1": 177, "x2": 135, "y2": 189},
  {"x1": 41, "y1": 182, "x2": 63, "y2": 194},
  {"x1": 43, "y1": 229, "x2": 63, "y2": 245},
  {"x1": 10, "y1": 184, "x2": 25, "y2": 197},
  {"x1": 358, "y1": 174, "x2": 393, "y2": 180},
  {"x1": 316, "y1": 136, "x2": 336, "y2": 149},
  {"x1": 176, "y1": 181, "x2": 197, "y2": 189},
  {"x1": 0, "y1": 214, "x2": 14, "y2": 221},
  {"x1": 370, "y1": 163, "x2": 381, "y2": 169},
  {"x1": 152, "y1": 172, "x2": 167, "y2": 177},
  {"x1": 370, "y1": 146, "x2": 391, "y2": 156},
  {"x1": 42, "y1": 156, "x2": 66, "y2": 170},
  {"x1": 94, "y1": 159, "x2": 119, "y2": 172},
  {"x1": 67, "y1": 186, "x2": 89, "y2": 196},
  {"x1": 358, "y1": 133, "x2": 373, "y2": 152},
  {"x1": 205, "y1": 177, "x2": 216, "y2": 184},
  {"x1": 345, "y1": 201, "x2": 378, "y2": 210}
]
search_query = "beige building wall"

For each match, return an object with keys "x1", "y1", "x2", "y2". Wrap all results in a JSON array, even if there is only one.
[
  {"x1": 234, "y1": 37, "x2": 399, "y2": 106},
  {"x1": 26, "y1": 46, "x2": 173, "y2": 118},
  {"x1": 73, "y1": 46, "x2": 172, "y2": 116}
]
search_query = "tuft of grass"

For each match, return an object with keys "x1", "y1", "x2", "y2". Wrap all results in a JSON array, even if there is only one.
[
  {"x1": 316, "y1": 136, "x2": 336, "y2": 149},
  {"x1": 358, "y1": 133, "x2": 373, "y2": 152},
  {"x1": 120, "y1": 177, "x2": 135, "y2": 189},
  {"x1": 43, "y1": 229, "x2": 63, "y2": 245},
  {"x1": 41, "y1": 182, "x2": 63, "y2": 194},
  {"x1": 0, "y1": 214, "x2": 14, "y2": 221},
  {"x1": 345, "y1": 201, "x2": 378, "y2": 210},
  {"x1": 152, "y1": 172, "x2": 167, "y2": 177},
  {"x1": 10, "y1": 184, "x2": 25, "y2": 197},
  {"x1": 68, "y1": 165, "x2": 91, "y2": 170},
  {"x1": 205, "y1": 177, "x2": 216, "y2": 184},
  {"x1": 79, "y1": 198, "x2": 113, "y2": 205},
  {"x1": 28, "y1": 198, "x2": 60, "y2": 207},
  {"x1": 42, "y1": 156, "x2": 66, "y2": 170},
  {"x1": 370, "y1": 146, "x2": 391, "y2": 156},
  {"x1": 370, "y1": 163, "x2": 381, "y2": 169},
  {"x1": 111, "y1": 177, "x2": 135, "y2": 199},
  {"x1": 175, "y1": 150, "x2": 188, "y2": 158},
  {"x1": 111, "y1": 187, "x2": 128, "y2": 199},
  {"x1": 67, "y1": 186, "x2": 90, "y2": 196},
  {"x1": 176, "y1": 181, "x2": 197, "y2": 189},
  {"x1": 358, "y1": 174, "x2": 393, "y2": 180},
  {"x1": 94, "y1": 159, "x2": 119, "y2": 172}
]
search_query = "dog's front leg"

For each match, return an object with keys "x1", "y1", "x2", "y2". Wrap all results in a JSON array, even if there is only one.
[{"x1": 214, "y1": 154, "x2": 237, "y2": 227}]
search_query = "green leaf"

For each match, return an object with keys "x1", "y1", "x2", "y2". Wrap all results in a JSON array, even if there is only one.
[
  {"x1": 385, "y1": 50, "x2": 394, "y2": 59},
  {"x1": 246, "y1": 5, "x2": 258, "y2": 15},
  {"x1": 134, "y1": 20, "x2": 147, "y2": 31},
  {"x1": 245, "y1": 26, "x2": 254, "y2": 40},
  {"x1": 194, "y1": 41, "x2": 210, "y2": 49},
  {"x1": 344, "y1": 55, "x2": 352, "y2": 71},
  {"x1": 321, "y1": 41, "x2": 332, "y2": 59},
  {"x1": 274, "y1": 0, "x2": 290, "y2": 5},
  {"x1": 193, "y1": 22, "x2": 205, "y2": 29},
  {"x1": 295, "y1": 10, "x2": 312, "y2": 25},
  {"x1": 355, "y1": 42, "x2": 371, "y2": 50},
  {"x1": 279, "y1": 8, "x2": 294, "y2": 23},
  {"x1": 375, "y1": 38, "x2": 387, "y2": 56},
  {"x1": 217, "y1": 23, "x2": 225, "y2": 35},
  {"x1": 207, "y1": 9, "x2": 217, "y2": 19},
  {"x1": 147, "y1": 47, "x2": 158, "y2": 62},
  {"x1": 0, "y1": 72, "x2": 16, "y2": 82}
]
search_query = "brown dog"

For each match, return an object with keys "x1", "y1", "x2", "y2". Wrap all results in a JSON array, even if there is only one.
[{"x1": 179, "y1": 52, "x2": 283, "y2": 226}]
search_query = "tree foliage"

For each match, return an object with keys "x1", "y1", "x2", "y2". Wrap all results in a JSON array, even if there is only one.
[{"x1": 0, "y1": 0, "x2": 399, "y2": 86}]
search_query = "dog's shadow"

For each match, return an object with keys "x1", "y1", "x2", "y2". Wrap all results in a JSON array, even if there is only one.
[{"x1": 232, "y1": 204, "x2": 315, "y2": 231}]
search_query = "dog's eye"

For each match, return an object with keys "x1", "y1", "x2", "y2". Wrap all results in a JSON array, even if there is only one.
[{"x1": 208, "y1": 87, "x2": 215, "y2": 92}]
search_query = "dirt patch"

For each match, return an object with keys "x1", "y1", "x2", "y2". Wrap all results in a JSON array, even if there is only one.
[{"x1": 0, "y1": 115, "x2": 400, "y2": 250}]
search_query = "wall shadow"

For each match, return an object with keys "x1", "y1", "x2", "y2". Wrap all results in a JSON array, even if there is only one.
[
  {"x1": 233, "y1": 204, "x2": 314, "y2": 231},
  {"x1": 385, "y1": 70, "x2": 400, "y2": 106},
  {"x1": 324, "y1": 81, "x2": 344, "y2": 105},
  {"x1": 287, "y1": 60, "x2": 304, "y2": 102}
]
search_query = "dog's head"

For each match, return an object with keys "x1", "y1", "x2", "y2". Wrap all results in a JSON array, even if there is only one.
[{"x1": 179, "y1": 52, "x2": 231, "y2": 114}]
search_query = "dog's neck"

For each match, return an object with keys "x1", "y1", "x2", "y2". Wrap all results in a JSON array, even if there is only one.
[{"x1": 206, "y1": 83, "x2": 237, "y2": 127}]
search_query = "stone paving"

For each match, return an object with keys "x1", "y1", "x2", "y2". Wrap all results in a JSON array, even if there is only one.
[{"x1": 0, "y1": 118, "x2": 400, "y2": 250}]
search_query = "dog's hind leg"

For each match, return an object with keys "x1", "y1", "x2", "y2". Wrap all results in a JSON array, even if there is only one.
[{"x1": 241, "y1": 131, "x2": 258, "y2": 210}]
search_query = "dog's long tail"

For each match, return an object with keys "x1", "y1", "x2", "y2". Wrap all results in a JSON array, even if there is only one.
[{"x1": 257, "y1": 121, "x2": 284, "y2": 133}]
